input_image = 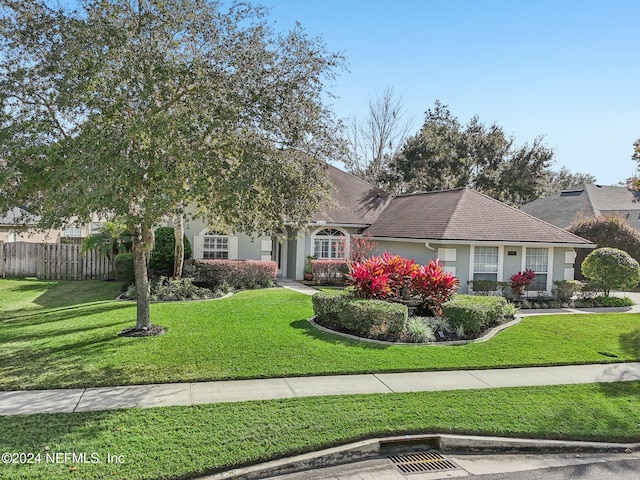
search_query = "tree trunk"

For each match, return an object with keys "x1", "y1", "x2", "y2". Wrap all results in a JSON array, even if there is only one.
[
  {"x1": 133, "y1": 226, "x2": 154, "y2": 330},
  {"x1": 173, "y1": 212, "x2": 184, "y2": 278}
]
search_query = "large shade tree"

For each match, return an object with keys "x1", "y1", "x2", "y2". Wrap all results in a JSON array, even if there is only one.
[
  {"x1": 385, "y1": 101, "x2": 593, "y2": 206},
  {"x1": 0, "y1": 0, "x2": 345, "y2": 331}
]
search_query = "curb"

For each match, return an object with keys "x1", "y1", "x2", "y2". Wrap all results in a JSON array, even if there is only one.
[{"x1": 201, "y1": 434, "x2": 640, "y2": 479}]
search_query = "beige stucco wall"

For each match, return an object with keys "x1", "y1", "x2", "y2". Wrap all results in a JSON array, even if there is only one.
[{"x1": 0, "y1": 227, "x2": 60, "y2": 244}]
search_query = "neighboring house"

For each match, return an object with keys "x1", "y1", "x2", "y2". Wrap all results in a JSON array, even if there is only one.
[
  {"x1": 0, "y1": 207, "x2": 60, "y2": 244},
  {"x1": 176, "y1": 165, "x2": 594, "y2": 294},
  {"x1": 521, "y1": 183, "x2": 640, "y2": 230},
  {"x1": 59, "y1": 218, "x2": 108, "y2": 245}
]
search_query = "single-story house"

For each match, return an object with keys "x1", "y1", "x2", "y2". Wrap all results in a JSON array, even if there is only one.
[
  {"x1": 521, "y1": 183, "x2": 640, "y2": 230},
  {"x1": 175, "y1": 165, "x2": 595, "y2": 294},
  {"x1": 0, "y1": 207, "x2": 60, "y2": 244}
]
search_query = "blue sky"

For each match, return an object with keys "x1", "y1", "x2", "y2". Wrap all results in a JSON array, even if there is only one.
[{"x1": 261, "y1": 0, "x2": 640, "y2": 185}]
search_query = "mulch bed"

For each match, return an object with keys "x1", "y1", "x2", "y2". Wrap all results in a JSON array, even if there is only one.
[
  {"x1": 119, "y1": 325, "x2": 166, "y2": 337},
  {"x1": 313, "y1": 317, "x2": 508, "y2": 344}
]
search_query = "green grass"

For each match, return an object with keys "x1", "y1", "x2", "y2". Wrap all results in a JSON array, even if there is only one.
[
  {"x1": 1, "y1": 278, "x2": 640, "y2": 390},
  {"x1": 1, "y1": 382, "x2": 639, "y2": 479}
]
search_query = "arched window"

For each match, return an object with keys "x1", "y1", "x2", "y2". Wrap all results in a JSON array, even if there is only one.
[{"x1": 312, "y1": 228, "x2": 347, "y2": 259}]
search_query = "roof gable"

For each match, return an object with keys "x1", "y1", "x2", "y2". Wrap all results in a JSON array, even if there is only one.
[
  {"x1": 365, "y1": 187, "x2": 593, "y2": 245},
  {"x1": 0, "y1": 207, "x2": 40, "y2": 226},
  {"x1": 312, "y1": 164, "x2": 392, "y2": 225}
]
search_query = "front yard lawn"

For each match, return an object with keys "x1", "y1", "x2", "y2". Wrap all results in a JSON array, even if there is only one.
[
  {"x1": 1, "y1": 278, "x2": 640, "y2": 390},
  {"x1": 1, "y1": 382, "x2": 639, "y2": 480}
]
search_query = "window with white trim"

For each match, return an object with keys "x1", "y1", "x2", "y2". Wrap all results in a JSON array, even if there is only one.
[
  {"x1": 203, "y1": 234, "x2": 229, "y2": 259},
  {"x1": 313, "y1": 228, "x2": 346, "y2": 259},
  {"x1": 525, "y1": 247, "x2": 548, "y2": 291},
  {"x1": 473, "y1": 246, "x2": 499, "y2": 281}
]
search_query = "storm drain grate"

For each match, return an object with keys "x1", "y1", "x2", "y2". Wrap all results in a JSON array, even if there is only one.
[{"x1": 388, "y1": 451, "x2": 460, "y2": 474}]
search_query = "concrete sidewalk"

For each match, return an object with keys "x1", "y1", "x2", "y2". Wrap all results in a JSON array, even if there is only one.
[{"x1": 1, "y1": 362, "x2": 639, "y2": 416}]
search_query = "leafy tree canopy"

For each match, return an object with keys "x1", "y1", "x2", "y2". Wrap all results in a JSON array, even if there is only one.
[
  {"x1": 567, "y1": 215, "x2": 640, "y2": 263},
  {"x1": 543, "y1": 166, "x2": 597, "y2": 196},
  {"x1": 384, "y1": 101, "x2": 593, "y2": 206},
  {"x1": 0, "y1": 0, "x2": 346, "y2": 329}
]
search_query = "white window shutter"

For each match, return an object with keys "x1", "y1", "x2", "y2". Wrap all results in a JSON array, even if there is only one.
[
  {"x1": 193, "y1": 236, "x2": 204, "y2": 259},
  {"x1": 564, "y1": 251, "x2": 577, "y2": 264},
  {"x1": 228, "y1": 236, "x2": 239, "y2": 260},
  {"x1": 261, "y1": 239, "x2": 273, "y2": 252}
]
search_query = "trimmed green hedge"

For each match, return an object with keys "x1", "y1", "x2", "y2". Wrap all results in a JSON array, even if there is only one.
[
  {"x1": 338, "y1": 299, "x2": 407, "y2": 339},
  {"x1": 184, "y1": 259, "x2": 277, "y2": 290},
  {"x1": 311, "y1": 290, "x2": 353, "y2": 323},
  {"x1": 114, "y1": 253, "x2": 135, "y2": 288},
  {"x1": 442, "y1": 294, "x2": 510, "y2": 334},
  {"x1": 149, "y1": 227, "x2": 192, "y2": 272},
  {"x1": 312, "y1": 291, "x2": 408, "y2": 339}
]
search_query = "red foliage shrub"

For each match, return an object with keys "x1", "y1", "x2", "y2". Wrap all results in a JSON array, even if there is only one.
[
  {"x1": 347, "y1": 256, "x2": 391, "y2": 299},
  {"x1": 347, "y1": 253, "x2": 459, "y2": 313},
  {"x1": 509, "y1": 269, "x2": 536, "y2": 297},
  {"x1": 411, "y1": 260, "x2": 459, "y2": 315},
  {"x1": 186, "y1": 259, "x2": 277, "y2": 289},
  {"x1": 380, "y1": 251, "x2": 418, "y2": 297}
]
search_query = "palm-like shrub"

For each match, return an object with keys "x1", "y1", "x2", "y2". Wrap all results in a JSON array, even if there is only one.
[{"x1": 81, "y1": 221, "x2": 132, "y2": 279}]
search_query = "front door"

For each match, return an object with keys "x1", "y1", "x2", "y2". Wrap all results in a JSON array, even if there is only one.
[{"x1": 272, "y1": 236, "x2": 287, "y2": 277}]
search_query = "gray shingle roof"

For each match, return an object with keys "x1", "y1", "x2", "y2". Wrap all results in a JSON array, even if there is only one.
[
  {"x1": 521, "y1": 184, "x2": 640, "y2": 230},
  {"x1": 0, "y1": 207, "x2": 39, "y2": 226},
  {"x1": 364, "y1": 187, "x2": 593, "y2": 245},
  {"x1": 312, "y1": 164, "x2": 392, "y2": 225}
]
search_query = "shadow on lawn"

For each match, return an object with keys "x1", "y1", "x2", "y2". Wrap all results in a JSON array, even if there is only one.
[
  {"x1": 619, "y1": 328, "x2": 640, "y2": 358},
  {"x1": 0, "y1": 327, "x2": 145, "y2": 391},
  {"x1": 0, "y1": 302, "x2": 133, "y2": 327},
  {"x1": 0, "y1": 313, "x2": 133, "y2": 343},
  {"x1": 8, "y1": 280, "x2": 121, "y2": 310},
  {"x1": 289, "y1": 319, "x2": 388, "y2": 349}
]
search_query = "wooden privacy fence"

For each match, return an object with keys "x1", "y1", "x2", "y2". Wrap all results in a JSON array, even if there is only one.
[{"x1": 1, "y1": 241, "x2": 113, "y2": 280}]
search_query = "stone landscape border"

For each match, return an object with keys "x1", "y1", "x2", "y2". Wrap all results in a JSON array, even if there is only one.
[{"x1": 308, "y1": 316, "x2": 524, "y2": 347}]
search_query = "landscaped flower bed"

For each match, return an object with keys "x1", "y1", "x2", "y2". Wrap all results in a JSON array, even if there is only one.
[
  {"x1": 312, "y1": 289, "x2": 517, "y2": 343},
  {"x1": 311, "y1": 252, "x2": 517, "y2": 343},
  {"x1": 467, "y1": 277, "x2": 635, "y2": 309},
  {"x1": 120, "y1": 259, "x2": 278, "y2": 302}
]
